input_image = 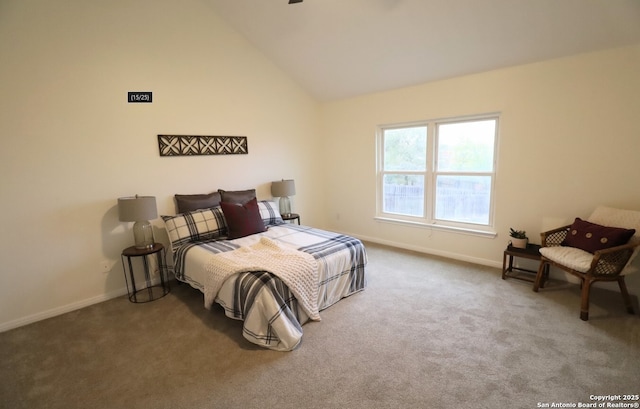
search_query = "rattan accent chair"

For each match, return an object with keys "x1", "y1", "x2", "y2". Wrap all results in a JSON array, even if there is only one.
[{"x1": 533, "y1": 206, "x2": 640, "y2": 321}]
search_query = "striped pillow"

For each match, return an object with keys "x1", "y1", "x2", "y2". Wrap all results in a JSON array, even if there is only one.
[
  {"x1": 161, "y1": 206, "x2": 227, "y2": 252},
  {"x1": 258, "y1": 200, "x2": 284, "y2": 227}
]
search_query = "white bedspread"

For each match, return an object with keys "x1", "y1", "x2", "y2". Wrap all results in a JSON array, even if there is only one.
[
  {"x1": 171, "y1": 224, "x2": 367, "y2": 351},
  {"x1": 204, "y1": 237, "x2": 320, "y2": 320}
]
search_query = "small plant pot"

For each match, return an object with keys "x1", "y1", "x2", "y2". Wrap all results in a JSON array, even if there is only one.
[{"x1": 510, "y1": 238, "x2": 528, "y2": 249}]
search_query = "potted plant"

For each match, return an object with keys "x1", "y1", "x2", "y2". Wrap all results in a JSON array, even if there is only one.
[{"x1": 509, "y1": 228, "x2": 528, "y2": 249}]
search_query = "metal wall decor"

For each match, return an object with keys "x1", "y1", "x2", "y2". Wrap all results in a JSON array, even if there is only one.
[{"x1": 157, "y1": 135, "x2": 248, "y2": 156}]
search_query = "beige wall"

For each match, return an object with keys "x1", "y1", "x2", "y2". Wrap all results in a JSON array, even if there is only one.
[
  {"x1": 321, "y1": 44, "x2": 640, "y2": 287},
  {"x1": 1, "y1": 0, "x2": 639, "y2": 331},
  {"x1": 0, "y1": 0, "x2": 321, "y2": 330}
]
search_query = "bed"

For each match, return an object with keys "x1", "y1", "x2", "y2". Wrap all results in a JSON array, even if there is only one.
[{"x1": 162, "y1": 193, "x2": 367, "y2": 351}]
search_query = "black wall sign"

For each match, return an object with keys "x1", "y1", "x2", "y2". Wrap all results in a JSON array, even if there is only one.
[{"x1": 128, "y1": 91, "x2": 152, "y2": 103}]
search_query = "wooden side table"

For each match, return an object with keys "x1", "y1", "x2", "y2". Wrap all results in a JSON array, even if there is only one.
[
  {"x1": 282, "y1": 213, "x2": 300, "y2": 225},
  {"x1": 502, "y1": 243, "x2": 549, "y2": 286},
  {"x1": 121, "y1": 243, "x2": 170, "y2": 303}
]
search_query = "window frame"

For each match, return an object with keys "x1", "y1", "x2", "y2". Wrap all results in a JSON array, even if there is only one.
[{"x1": 375, "y1": 113, "x2": 499, "y2": 237}]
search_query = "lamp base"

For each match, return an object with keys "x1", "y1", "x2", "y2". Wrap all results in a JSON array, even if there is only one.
[
  {"x1": 133, "y1": 220, "x2": 155, "y2": 249},
  {"x1": 279, "y1": 196, "x2": 291, "y2": 217}
]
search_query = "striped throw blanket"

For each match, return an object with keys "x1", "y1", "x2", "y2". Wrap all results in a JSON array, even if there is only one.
[{"x1": 204, "y1": 237, "x2": 320, "y2": 320}]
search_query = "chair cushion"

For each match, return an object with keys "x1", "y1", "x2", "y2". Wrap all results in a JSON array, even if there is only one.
[
  {"x1": 588, "y1": 206, "x2": 640, "y2": 274},
  {"x1": 562, "y1": 218, "x2": 635, "y2": 254},
  {"x1": 589, "y1": 206, "x2": 640, "y2": 242},
  {"x1": 540, "y1": 246, "x2": 594, "y2": 273}
]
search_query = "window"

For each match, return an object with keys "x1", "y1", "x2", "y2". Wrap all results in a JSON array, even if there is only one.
[{"x1": 376, "y1": 114, "x2": 498, "y2": 235}]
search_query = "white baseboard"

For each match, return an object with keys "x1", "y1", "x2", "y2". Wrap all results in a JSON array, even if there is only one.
[
  {"x1": 0, "y1": 287, "x2": 129, "y2": 333},
  {"x1": 1, "y1": 274, "x2": 174, "y2": 333},
  {"x1": 346, "y1": 231, "x2": 636, "y2": 293},
  {"x1": 337, "y1": 230, "x2": 504, "y2": 269},
  {"x1": 14, "y1": 233, "x2": 608, "y2": 333}
]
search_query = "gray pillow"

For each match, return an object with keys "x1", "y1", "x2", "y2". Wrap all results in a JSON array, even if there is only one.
[
  {"x1": 175, "y1": 192, "x2": 222, "y2": 214},
  {"x1": 218, "y1": 189, "x2": 256, "y2": 204}
]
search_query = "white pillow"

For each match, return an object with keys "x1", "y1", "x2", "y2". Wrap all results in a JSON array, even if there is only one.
[{"x1": 257, "y1": 200, "x2": 284, "y2": 227}]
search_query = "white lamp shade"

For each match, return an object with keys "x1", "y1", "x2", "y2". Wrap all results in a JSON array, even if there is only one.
[
  {"x1": 118, "y1": 196, "x2": 157, "y2": 222},
  {"x1": 271, "y1": 180, "x2": 296, "y2": 197}
]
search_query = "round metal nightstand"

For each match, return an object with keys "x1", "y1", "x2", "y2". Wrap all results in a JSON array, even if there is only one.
[{"x1": 121, "y1": 243, "x2": 170, "y2": 303}]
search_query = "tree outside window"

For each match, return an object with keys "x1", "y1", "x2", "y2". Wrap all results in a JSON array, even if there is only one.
[{"x1": 378, "y1": 116, "x2": 498, "y2": 232}]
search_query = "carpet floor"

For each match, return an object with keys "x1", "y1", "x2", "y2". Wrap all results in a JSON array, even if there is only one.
[{"x1": 1, "y1": 242, "x2": 638, "y2": 409}]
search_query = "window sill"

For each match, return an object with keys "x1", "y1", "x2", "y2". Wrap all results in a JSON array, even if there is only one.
[{"x1": 374, "y1": 216, "x2": 497, "y2": 238}]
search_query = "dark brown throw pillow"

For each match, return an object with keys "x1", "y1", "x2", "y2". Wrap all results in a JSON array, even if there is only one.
[
  {"x1": 220, "y1": 197, "x2": 266, "y2": 239},
  {"x1": 175, "y1": 192, "x2": 221, "y2": 214},
  {"x1": 218, "y1": 189, "x2": 256, "y2": 205},
  {"x1": 562, "y1": 218, "x2": 635, "y2": 254}
]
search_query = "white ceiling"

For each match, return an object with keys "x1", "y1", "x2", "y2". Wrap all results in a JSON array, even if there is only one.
[{"x1": 207, "y1": 0, "x2": 640, "y2": 101}]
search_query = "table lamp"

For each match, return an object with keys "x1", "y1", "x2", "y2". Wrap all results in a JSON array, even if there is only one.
[
  {"x1": 118, "y1": 195, "x2": 157, "y2": 249},
  {"x1": 271, "y1": 179, "x2": 296, "y2": 217}
]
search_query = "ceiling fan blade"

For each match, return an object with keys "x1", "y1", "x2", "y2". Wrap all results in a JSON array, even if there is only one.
[{"x1": 289, "y1": 0, "x2": 303, "y2": 4}]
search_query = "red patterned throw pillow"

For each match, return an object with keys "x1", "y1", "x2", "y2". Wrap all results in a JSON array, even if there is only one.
[
  {"x1": 562, "y1": 218, "x2": 636, "y2": 254},
  {"x1": 220, "y1": 197, "x2": 266, "y2": 239}
]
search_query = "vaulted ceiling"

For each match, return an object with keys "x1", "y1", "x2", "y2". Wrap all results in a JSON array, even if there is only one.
[{"x1": 207, "y1": 0, "x2": 640, "y2": 101}]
